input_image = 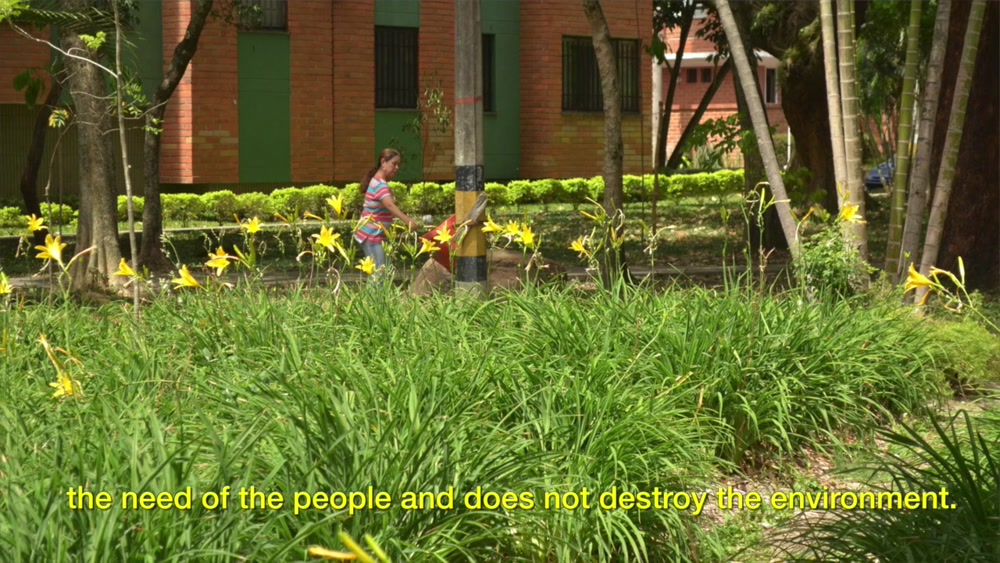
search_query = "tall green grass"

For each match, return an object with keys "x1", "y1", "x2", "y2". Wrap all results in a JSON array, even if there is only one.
[{"x1": 0, "y1": 281, "x2": 947, "y2": 561}]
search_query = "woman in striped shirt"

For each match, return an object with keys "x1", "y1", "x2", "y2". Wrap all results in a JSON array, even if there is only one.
[{"x1": 354, "y1": 148, "x2": 421, "y2": 271}]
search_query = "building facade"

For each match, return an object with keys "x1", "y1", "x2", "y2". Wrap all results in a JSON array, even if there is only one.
[
  {"x1": 653, "y1": 14, "x2": 787, "y2": 165},
  {"x1": 0, "y1": 0, "x2": 652, "y2": 201}
]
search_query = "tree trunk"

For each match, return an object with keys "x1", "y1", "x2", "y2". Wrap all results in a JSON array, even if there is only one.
[
  {"x1": 938, "y1": 0, "x2": 998, "y2": 291},
  {"x1": 883, "y1": 0, "x2": 923, "y2": 279},
  {"x1": 819, "y1": 0, "x2": 847, "y2": 211},
  {"x1": 716, "y1": 0, "x2": 800, "y2": 259},
  {"x1": 666, "y1": 59, "x2": 731, "y2": 171},
  {"x1": 836, "y1": 0, "x2": 868, "y2": 261},
  {"x1": 20, "y1": 76, "x2": 63, "y2": 248},
  {"x1": 60, "y1": 12, "x2": 122, "y2": 290},
  {"x1": 916, "y1": 0, "x2": 988, "y2": 302},
  {"x1": 582, "y1": 0, "x2": 629, "y2": 287},
  {"x1": 899, "y1": 0, "x2": 951, "y2": 278},
  {"x1": 138, "y1": 0, "x2": 214, "y2": 272}
]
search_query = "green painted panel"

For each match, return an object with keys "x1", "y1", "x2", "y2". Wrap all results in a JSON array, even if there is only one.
[
  {"x1": 375, "y1": 0, "x2": 419, "y2": 27},
  {"x1": 132, "y1": 0, "x2": 163, "y2": 99},
  {"x1": 375, "y1": 111, "x2": 422, "y2": 183},
  {"x1": 238, "y1": 33, "x2": 291, "y2": 184},
  {"x1": 482, "y1": 0, "x2": 520, "y2": 180}
]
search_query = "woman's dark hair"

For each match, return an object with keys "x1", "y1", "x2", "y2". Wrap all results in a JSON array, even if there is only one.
[{"x1": 360, "y1": 148, "x2": 401, "y2": 196}]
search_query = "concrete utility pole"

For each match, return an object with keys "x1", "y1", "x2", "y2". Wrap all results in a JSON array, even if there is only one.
[{"x1": 454, "y1": 0, "x2": 487, "y2": 294}]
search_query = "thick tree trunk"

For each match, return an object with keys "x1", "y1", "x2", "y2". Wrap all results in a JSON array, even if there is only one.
[
  {"x1": 582, "y1": 0, "x2": 629, "y2": 287},
  {"x1": 899, "y1": 0, "x2": 951, "y2": 277},
  {"x1": 716, "y1": 0, "x2": 800, "y2": 259},
  {"x1": 20, "y1": 77, "x2": 63, "y2": 248},
  {"x1": 138, "y1": 0, "x2": 214, "y2": 272},
  {"x1": 937, "y1": 2, "x2": 998, "y2": 291},
  {"x1": 923, "y1": 0, "x2": 996, "y2": 293},
  {"x1": 60, "y1": 20, "x2": 122, "y2": 290}
]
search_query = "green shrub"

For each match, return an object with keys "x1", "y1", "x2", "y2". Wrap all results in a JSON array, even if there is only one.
[
  {"x1": 200, "y1": 190, "x2": 239, "y2": 223},
  {"x1": 0, "y1": 207, "x2": 28, "y2": 229},
  {"x1": 234, "y1": 192, "x2": 274, "y2": 220},
  {"x1": 794, "y1": 223, "x2": 873, "y2": 298},
  {"x1": 623, "y1": 175, "x2": 646, "y2": 203},
  {"x1": 342, "y1": 183, "x2": 363, "y2": 215},
  {"x1": 562, "y1": 178, "x2": 592, "y2": 205},
  {"x1": 302, "y1": 185, "x2": 338, "y2": 217},
  {"x1": 41, "y1": 202, "x2": 77, "y2": 226},
  {"x1": 485, "y1": 182, "x2": 510, "y2": 206},
  {"x1": 529, "y1": 179, "x2": 565, "y2": 205},
  {"x1": 506, "y1": 180, "x2": 533, "y2": 205},
  {"x1": 116, "y1": 196, "x2": 144, "y2": 223},
  {"x1": 268, "y1": 187, "x2": 314, "y2": 219},
  {"x1": 160, "y1": 194, "x2": 206, "y2": 225},
  {"x1": 587, "y1": 176, "x2": 604, "y2": 201}
]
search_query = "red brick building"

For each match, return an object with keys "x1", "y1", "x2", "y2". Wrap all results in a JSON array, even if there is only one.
[
  {"x1": 0, "y1": 0, "x2": 653, "y2": 201},
  {"x1": 653, "y1": 14, "x2": 787, "y2": 166}
]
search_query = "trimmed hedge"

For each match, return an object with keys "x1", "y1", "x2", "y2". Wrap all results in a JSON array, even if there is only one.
[{"x1": 1, "y1": 170, "x2": 792, "y2": 229}]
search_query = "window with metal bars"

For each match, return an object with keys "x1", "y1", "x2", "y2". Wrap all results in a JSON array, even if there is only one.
[
  {"x1": 238, "y1": 0, "x2": 287, "y2": 31},
  {"x1": 375, "y1": 26, "x2": 419, "y2": 109},
  {"x1": 483, "y1": 34, "x2": 495, "y2": 112},
  {"x1": 562, "y1": 36, "x2": 640, "y2": 113}
]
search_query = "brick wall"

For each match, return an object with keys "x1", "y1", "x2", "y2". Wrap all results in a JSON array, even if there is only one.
[
  {"x1": 160, "y1": 0, "x2": 193, "y2": 184},
  {"x1": 0, "y1": 26, "x2": 52, "y2": 104},
  {"x1": 520, "y1": 0, "x2": 652, "y2": 179},
  {"x1": 332, "y1": 1, "x2": 375, "y2": 183},
  {"x1": 190, "y1": 11, "x2": 239, "y2": 183},
  {"x1": 664, "y1": 66, "x2": 787, "y2": 157},
  {"x1": 419, "y1": 0, "x2": 456, "y2": 180},
  {"x1": 290, "y1": 1, "x2": 334, "y2": 183}
]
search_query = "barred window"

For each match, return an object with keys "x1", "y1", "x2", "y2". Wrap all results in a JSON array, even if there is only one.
[
  {"x1": 376, "y1": 26, "x2": 419, "y2": 109},
  {"x1": 562, "y1": 36, "x2": 640, "y2": 113},
  {"x1": 483, "y1": 34, "x2": 495, "y2": 112},
  {"x1": 239, "y1": 0, "x2": 287, "y2": 31}
]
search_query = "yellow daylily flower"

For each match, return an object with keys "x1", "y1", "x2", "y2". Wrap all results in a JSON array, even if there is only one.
[
  {"x1": 26, "y1": 214, "x2": 47, "y2": 233},
  {"x1": 303, "y1": 211, "x2": 324, "y2": 222},
  {"x1": 0, "y1": 272, "x2": 12, "y2": 295},
  {"x1": 838, "y1": 202, "x2": 863, "y2": 223},
  {"x1": 418, "y1": 238, "x2": 441, "y2": 255},
  {"x1": 306, "y1": 545, "x2": 359, "y2": 560},
  {"x1": 481, "y1": 215, "x2": 503, "y2": 234},
  {"x1": 50, "y1": 373, "x2": 80, "y2": 399},
  {"x1": 35, "y1": 234, "x2": 67, "y2": 266},
  {"x1": 570, "y1": 236, "x2": 590, "y2": 258},
  {"x1": 39, "y1": 334, "x2": 82, "y2": 399},
  {"x1": 171, "y1": 265, "x2": 202, "y2": 289},
  {"x1": 205, "y1": 247, "x2": 235, "y2": 276},
  {"x1": 517, "y1": 224, "x2": 536, "y2": 249},
  {"x1": 355, "y1": 256, "x2": 376, "y2": 276},
  {"x1": 112, "y1": 258, "x2": 138, "y2": 279},
  {"x1": 327, "y1": 194, "x2": 345, "y2": 218},
  {"x1": 433, "y1": 228, "x2": 453, "y2": 245},
  {"x1": 240, "y1": 217, "x2": 261, "y2": 235},
  {"x1": 312, "y1": 226, "x2": 342, "y2": 253},
  {"x1": 501, "y1": 221, "x2": 521, "y2": 239},
  {"x1": 903, "y1": 263, "x2": 934, "y2": 294}
]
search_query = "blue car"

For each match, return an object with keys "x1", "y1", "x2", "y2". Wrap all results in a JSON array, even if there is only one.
[{"x1": 864, "y1": 160, "x2": 895, "y2": 193}]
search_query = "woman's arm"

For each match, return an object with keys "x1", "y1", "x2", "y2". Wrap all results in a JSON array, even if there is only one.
[{"x1": 381, "y1": 195, "x2": 420, "y2": 230}]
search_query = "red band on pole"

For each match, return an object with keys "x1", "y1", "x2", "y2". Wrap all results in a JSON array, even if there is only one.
[{"x1": 455, "y1": 96, "x2": 482, "y2": 105}]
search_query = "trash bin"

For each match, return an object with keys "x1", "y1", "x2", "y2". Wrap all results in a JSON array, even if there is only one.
[{"x1": 421, "y1": 215, "x2": 457, "y2": 272}]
